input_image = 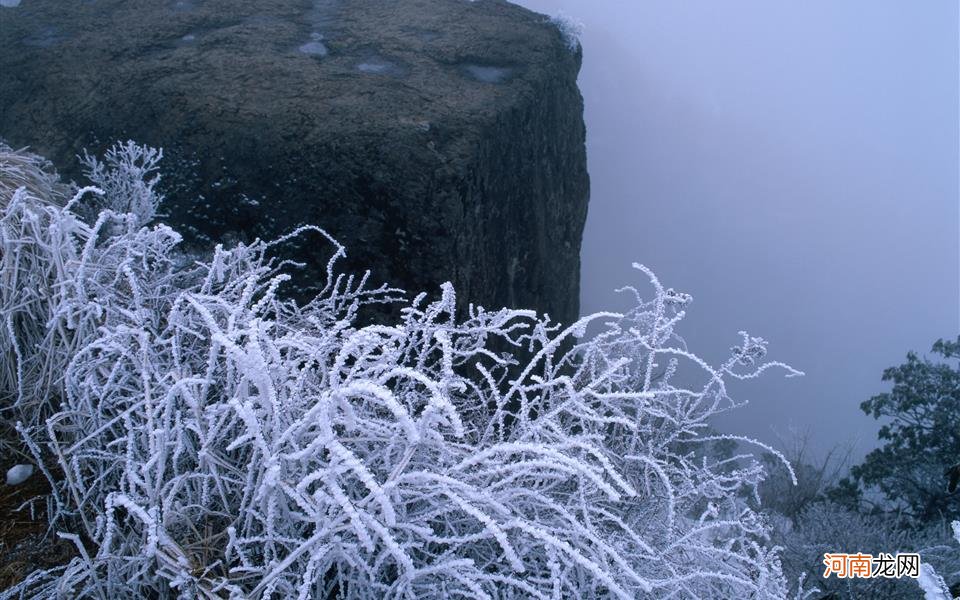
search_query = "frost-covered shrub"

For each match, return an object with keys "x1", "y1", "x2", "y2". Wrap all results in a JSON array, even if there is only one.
[
  {"x1": 915, "y1": 522, "x2": 960, "y2": 600},
  {"x1": 79, "y1": 141, "x2": 164, "y2": 227},
  {"x1": 0, "y1": 145, "x2": 102, "y2": 435},
  {"x1": 772, "y1": 501, "x2": 960, "y2": 599},
  {"x1": 2, "y1": 143, "x2": 801, "y2": 599}
]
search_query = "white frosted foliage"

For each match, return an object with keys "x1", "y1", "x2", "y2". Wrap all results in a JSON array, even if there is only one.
[{"x1": 0, "y1": 142, "x2": 801, "y2": 599}]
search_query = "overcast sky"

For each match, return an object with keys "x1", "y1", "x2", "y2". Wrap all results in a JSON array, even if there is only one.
[{"x1": 515, "y1": 0, "x2": 960, "y2": 460}]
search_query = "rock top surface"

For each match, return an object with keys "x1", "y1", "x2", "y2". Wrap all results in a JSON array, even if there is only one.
[{"x1": 0, "y1": 0, "x2": 589, "y2": 323}]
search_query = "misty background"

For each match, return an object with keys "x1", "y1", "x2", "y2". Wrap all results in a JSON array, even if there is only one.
[{"x1": 516, "y1": 0, "x2": 960, "y2": 460}]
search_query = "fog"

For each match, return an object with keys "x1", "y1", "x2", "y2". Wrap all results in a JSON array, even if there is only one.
[{"x1": 516, "y1": 0, "x2": 960, "y2": 459}]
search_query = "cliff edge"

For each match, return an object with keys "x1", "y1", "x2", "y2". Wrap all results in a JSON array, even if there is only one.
[{"x1": 0, "y1": 0, "x2": 589, "y2": 324}]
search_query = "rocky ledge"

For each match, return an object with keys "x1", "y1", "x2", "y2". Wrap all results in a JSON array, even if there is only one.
[{"x1": 0, "y1": 0, "x2": 589, "y2": 323}]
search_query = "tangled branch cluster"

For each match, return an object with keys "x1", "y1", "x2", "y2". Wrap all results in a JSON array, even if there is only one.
[{"x1": 1, "y1": 142, "x2": 801, "y2": 599}]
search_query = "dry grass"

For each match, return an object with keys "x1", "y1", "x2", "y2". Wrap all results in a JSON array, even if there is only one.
[{"x1": 0, "y1": 142, "x2": 70, "y2": 209}]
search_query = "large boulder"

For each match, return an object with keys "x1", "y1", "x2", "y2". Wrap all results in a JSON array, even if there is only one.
[{"x1": 0, "y1": 0, "x2": 589, "y2": 323}]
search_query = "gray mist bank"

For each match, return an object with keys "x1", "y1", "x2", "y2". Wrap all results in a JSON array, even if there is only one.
[{"x1": 517, "y1": 0, "x2": 959, "y2": 459}]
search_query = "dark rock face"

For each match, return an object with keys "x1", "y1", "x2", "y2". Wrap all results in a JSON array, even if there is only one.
[{"x1": 0, "y1": 0, "x2": 589, "y2": 324}]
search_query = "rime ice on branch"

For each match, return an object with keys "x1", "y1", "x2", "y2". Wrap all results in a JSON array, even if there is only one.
[{"x1": 1, "y1": 142, "x2": 800, "y2": 599}]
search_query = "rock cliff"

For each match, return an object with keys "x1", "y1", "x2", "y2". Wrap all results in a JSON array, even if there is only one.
[{"x1": 0, "y1": 0, "x2": 589, "y2": 324}]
